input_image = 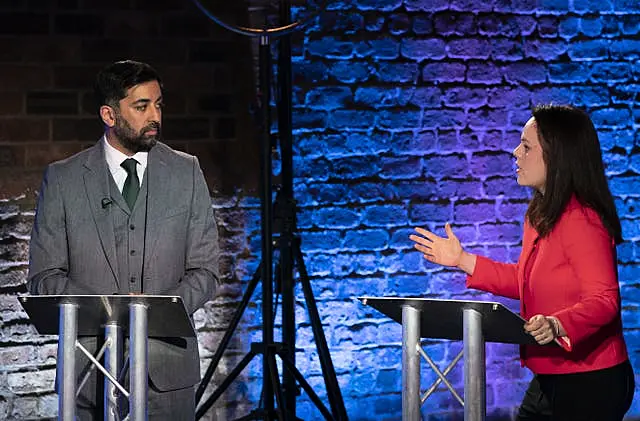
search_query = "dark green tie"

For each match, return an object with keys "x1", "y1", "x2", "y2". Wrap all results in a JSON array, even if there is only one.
[{"x1": 121, "y1": 158, "x2": 140, "y2": 210}]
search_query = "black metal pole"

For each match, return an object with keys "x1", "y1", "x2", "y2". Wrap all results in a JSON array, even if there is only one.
[
  {"x1": 295, "y1": 239, "x2": 348, "y2": 420},
  {"x1": 258, "y1": 33, "x2": 275, "y2": 419},
  {"x1": 277, "y1": 0, "x2": 297, "y2": 417},
  {"x1": 195, "y1": 264, "x2": 262, "y2": 404},
  {"x1": 195, "y1": 350, "x2": 258, "y2": 419}
]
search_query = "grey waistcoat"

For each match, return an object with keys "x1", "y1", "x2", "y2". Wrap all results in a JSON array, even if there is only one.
[{"x1": 109, "y1": 173, "x2": 148, "y2": 294}]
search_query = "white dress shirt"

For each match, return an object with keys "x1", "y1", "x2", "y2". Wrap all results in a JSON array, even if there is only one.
[{"x1": 103, "y1": 135, "x2": 148, "y2": 192}]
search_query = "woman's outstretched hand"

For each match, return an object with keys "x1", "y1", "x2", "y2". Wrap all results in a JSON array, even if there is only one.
[
  {"x1": 409, "y1": 223, "x2": 463, "y2": 267},
  {"x1": 409, "y1": 223, "x2": 477, "y2": 275}
]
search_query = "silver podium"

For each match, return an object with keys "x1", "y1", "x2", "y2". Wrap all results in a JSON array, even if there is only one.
[
  {"x1": 19, "y1": 295, "x2": 196, "y2": 421},
  {"x1": 359, "y1": 297, "x2": 547, "y2": 421}
]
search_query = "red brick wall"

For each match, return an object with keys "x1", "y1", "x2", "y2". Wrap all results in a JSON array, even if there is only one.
[
  {"x1": 0, "y1": 0, "x2": 258, "y2": 202},
  {"x1": 0, "y1": 1, "x2": 260, "y2": 419}
]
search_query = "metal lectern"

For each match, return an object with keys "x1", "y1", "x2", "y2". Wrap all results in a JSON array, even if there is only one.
[
  {"x1": 19, "y1": 295, "x2": 196, "y2": 421},
  {"x1": 359, "y1": 297, "x2": 546, "y2": 421}
]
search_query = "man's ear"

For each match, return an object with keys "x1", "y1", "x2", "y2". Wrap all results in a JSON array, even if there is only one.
[{"x1": 99, "y1": 105, "x2": 117, "y2": 128}]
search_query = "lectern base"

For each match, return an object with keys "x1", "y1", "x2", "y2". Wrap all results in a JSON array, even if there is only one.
[
  {"x1": 56, "y1": 302, "x2": 149, "y2": 421},
  {"x1": 360, "y1": 297, "x2": 538, "y2": 421},
  {"x1": 20, "y1": 295, "x2": 195, "y2": 421},
  {"x1": 402, "y1": 306, "x2": 486, "y2": 421}
]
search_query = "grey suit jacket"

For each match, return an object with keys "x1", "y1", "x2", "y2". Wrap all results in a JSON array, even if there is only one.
[{"x1": 27, "y1": 140, "x2": 219, "y2": 391}]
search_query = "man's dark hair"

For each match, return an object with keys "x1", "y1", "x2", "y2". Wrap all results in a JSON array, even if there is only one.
[
  {"x1": 94, "y1": 60, "x2": 163, "y2": 109},
  {"x1": 526, "y1": 104, "x2": 622, "y2": 244}
]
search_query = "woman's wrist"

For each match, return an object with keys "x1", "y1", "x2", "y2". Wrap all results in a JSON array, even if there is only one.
[
  {"x1": 457, "y1": 251, "x2": 477, "y2": 275},
  {"x1": 547, "y1": 316, "x2": 566, "y2": 338},
  {"x1": 547, "y1": 316, "x2": 560, "y2": 338}
]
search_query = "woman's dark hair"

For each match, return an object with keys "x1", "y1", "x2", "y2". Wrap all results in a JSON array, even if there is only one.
[
  {"x1": 526, "y1": 104, "x2": 622, "y2": 244},
  {"x1": 94, "y1": 60, "x2": 163, "y2": 109}
]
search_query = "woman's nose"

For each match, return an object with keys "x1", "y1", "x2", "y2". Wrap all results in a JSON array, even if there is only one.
[{"x1": 513, "y1": 144, "x2": 522, "y2": 158}]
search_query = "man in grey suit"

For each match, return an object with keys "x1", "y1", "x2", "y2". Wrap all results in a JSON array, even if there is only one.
[{"x1": 27, "y1": 60, "x2": 219, "y2": 420}]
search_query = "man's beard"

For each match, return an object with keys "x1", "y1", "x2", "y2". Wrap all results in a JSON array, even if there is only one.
[{"x1": 113, "y1": 114, "x2": 161, "y2": 154}]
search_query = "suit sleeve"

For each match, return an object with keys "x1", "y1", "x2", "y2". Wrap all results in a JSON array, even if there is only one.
[
  {"x1": 466, "y1": 255, "x2": 520, "y2": 300},
  {"x1": 27, "y1": 164, "x2": 72, "y2": 295},
  {"x1": 163, "y1": 157, "x2": 220, "y2": 314},
  {"x1": 552, "y1": 210, "x2": 620, "y2": 349}
]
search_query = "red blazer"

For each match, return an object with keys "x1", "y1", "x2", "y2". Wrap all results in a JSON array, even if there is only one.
[{"x1": 467, "y1": 197, "x2": 628, "y2": 375}]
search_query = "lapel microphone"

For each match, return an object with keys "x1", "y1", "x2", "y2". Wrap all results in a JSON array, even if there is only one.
[{"x1": 101, "y1": 197, "x2": 113, "y2": 209}]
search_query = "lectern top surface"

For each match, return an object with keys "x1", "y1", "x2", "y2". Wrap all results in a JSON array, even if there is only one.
[
  {"x1": 359, "y1": 296, "x2": 542, "y2": 345},
  {"x1": 19, "y1": 295, "x2": 195, "y2": 337}
]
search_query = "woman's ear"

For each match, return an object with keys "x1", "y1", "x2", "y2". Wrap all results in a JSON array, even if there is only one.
[{"x1": 99, "y1": 105, "x2": 116, "y2": 128}]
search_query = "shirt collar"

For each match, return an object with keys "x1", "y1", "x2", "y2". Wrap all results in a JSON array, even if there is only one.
[{"x1": 102, "y1": 135, "x2": 149, "y2": 170}]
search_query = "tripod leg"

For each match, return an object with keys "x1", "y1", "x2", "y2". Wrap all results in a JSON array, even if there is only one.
[
  {"x1": 294, "y1": 239, "x2": 348, "y2": 420},
  {"x1": 268, "y1": 352, "x2": 286, "y2": 421},
  {"x1": 280, "y1": 357, "x2": 335, "y2": 421},
  {"x1": 196, "y1": 263, "x2": 263, "y2": 403},
  {"x1": 195, "y1": 350, "x2": 259, "y2": 420}
]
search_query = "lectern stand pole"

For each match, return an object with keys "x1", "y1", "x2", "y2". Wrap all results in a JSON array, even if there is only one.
[
  {"x1": 130, "y1": 303, "x2": 149, "y2": 421},
  {"x1": 59, "y1": 303, "x2": 78, "y2": 421},
  {"x1": 402, "y1": 305, "x2": 421, "y2": 420},
  {"x1": 463, "y1": 308, "x2": 486, "y2": 421},
  {"x1": 104, "y1": 323, "x2": 124, "y2": 421}
]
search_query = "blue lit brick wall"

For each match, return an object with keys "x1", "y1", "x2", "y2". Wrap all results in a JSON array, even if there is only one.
[
  {"x1": 4, "y1": 1, "x2": 640, "y2": 419},
  {"x1": 280, "y1": 1, "x2": 640, "y2": 419}
]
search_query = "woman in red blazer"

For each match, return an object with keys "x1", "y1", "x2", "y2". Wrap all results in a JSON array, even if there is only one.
[{"x1": 410, "y1": 104, "x2": 634, "y2": 421}]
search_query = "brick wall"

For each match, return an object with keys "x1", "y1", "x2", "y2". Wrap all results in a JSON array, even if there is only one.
[
  {"x1": 3, "y1": 0, "x2": 640, "y2": 420},
  {"x1": 0, "y1": 1, "x2": 261, "y2": 419},
  {"x1": 287, "y1": 0, "x2": 640, "y2": 419}
]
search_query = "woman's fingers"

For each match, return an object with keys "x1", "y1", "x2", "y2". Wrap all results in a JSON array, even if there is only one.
[
  {"x1": 524, "y1": 314, "x2": 544, "y2": 331},
  {"x1": 413, "y1": 237, "x2": 445, "y2": 264},
  {"x1": 533, "y1": 332, "x2": 552, "y2": 345},
  {"x1": 535, "y1": 329, "x2": 555, "y2": 345},
  {"x1": 413, "y1": 243, "x2": 433, "y2": 255},
  {"x1": 413, "y1": 227, "x2": 439, "y2": 242},
  {"x1": 409, "y1": 233, "x2": 433, "y2": 247},
  {"x1": 444, "y1": 223, "x2": 456, "y2": 239},
  {"x1": 525, "y1": 314, "x2": 555, "y2": 344},
  {"x1": 410, "y1": 224, "x2": 464, "y2": 267}
]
